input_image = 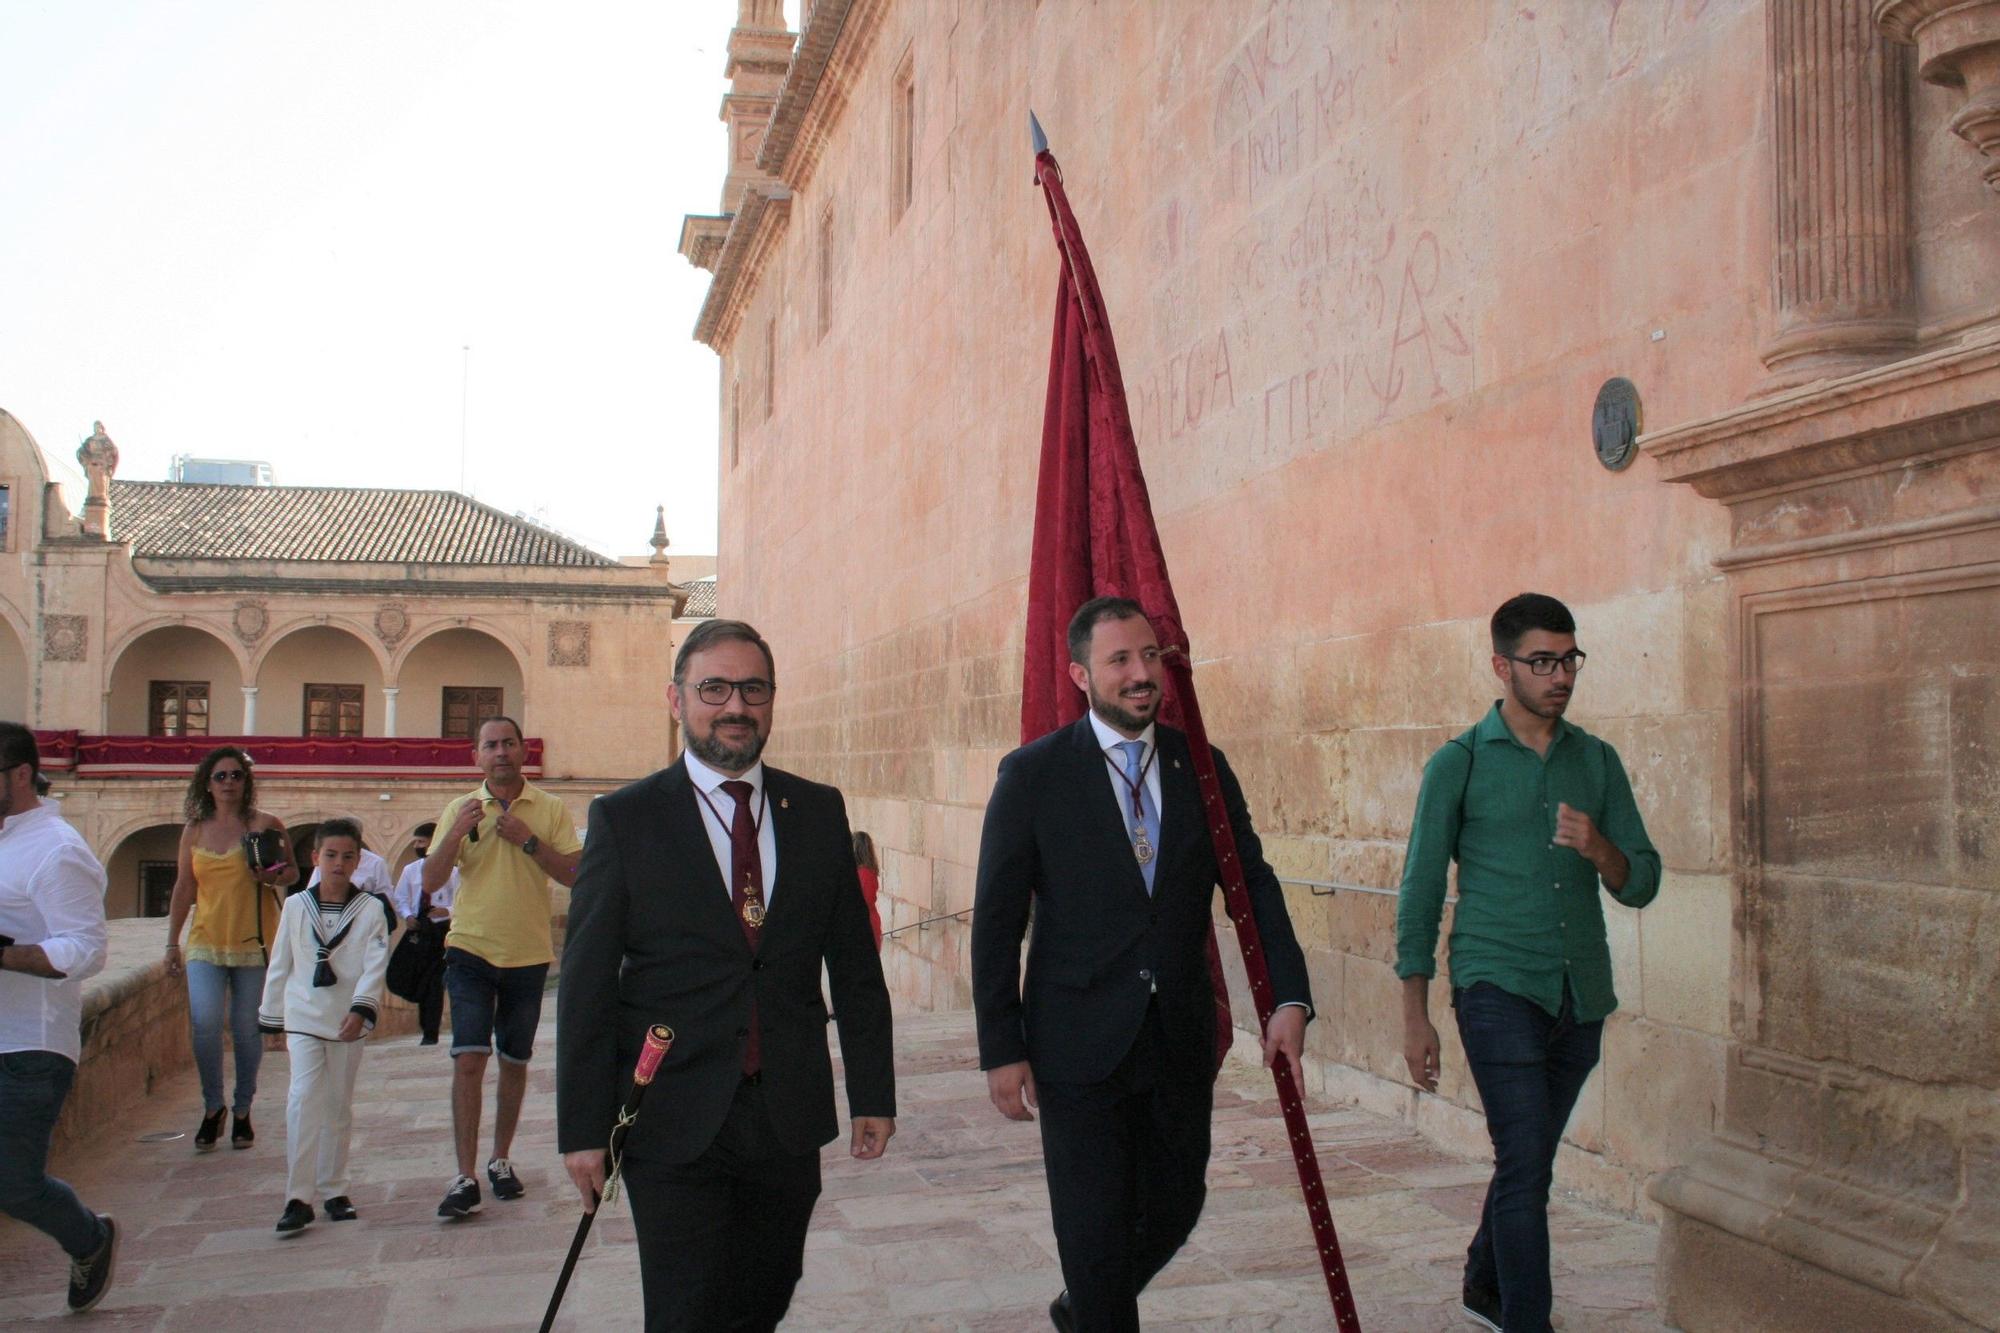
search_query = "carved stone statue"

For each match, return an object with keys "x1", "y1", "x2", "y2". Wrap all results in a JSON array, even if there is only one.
[{"x1": 76, "y1": 421, "x2": 119, "y2": 539}]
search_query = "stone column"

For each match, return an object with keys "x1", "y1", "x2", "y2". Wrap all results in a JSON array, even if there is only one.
[
  {"x1": 1761, "y1": 0, "x2": 1917, "y2": 388},
  {"x1": 382, "y1": 687, "x2": 399, "y2": 739},
  {"x1": 241, "y1": 685, "x2": 259, "y2": 735}
]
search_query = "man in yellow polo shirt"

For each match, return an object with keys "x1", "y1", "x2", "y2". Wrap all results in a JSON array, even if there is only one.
[{"x1": 423, "y1": 716, "x2": 580, "y2": 1220}]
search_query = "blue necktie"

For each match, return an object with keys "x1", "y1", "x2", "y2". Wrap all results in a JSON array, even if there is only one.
[{"x1": 1118, "y1": 740, "x2": 1161, "y2": 895}]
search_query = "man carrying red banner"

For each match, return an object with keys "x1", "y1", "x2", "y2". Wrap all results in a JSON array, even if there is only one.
[{"x1": 973, "y1": 596, "x2": 1313, "y2": 1333}]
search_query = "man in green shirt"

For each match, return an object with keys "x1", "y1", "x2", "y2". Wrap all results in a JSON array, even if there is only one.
[{"x1": 1395, "y1": 593, "x2": 1661, "y2": 1333}]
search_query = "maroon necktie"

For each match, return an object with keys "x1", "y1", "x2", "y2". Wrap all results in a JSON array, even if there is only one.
[{"x1": 721, "y1": 779, "x2": 763, "y2": 1075}]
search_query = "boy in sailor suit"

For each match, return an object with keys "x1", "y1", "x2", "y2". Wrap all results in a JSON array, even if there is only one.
[{"x1": 258, "y1": 819, "x2": 390, "y2": 1234}]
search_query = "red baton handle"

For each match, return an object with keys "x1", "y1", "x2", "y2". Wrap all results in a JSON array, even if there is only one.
[{"x1": 634, "y1": 1024, "x2": 674, "y2": 1085}]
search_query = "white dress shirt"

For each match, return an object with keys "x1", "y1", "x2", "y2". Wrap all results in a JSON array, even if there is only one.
[
  {"x1": 1088, "y1": 712, "x2": 1163, "y2": 827},
  {"x1": 684, "y1": 749, "x2": 780, "y2": 907},
  {"x1": 307, "y1": 847, "x2": 393, "y2": 897},
  {"x1": 392, "y1": 857, "x2": 458, "y2": 920},
  {"x1": 0, "y1": 800, "x2": 110, "y2": 1062}
]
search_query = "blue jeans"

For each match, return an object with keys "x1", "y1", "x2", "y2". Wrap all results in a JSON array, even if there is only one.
[
  {"x1": 1455, "y1": 981, "x2": 1603, "y2": 1333},
  {"x1": 0, "y1": 1050, "x2": 109, "y2": 1259},
  {"x1": 186, "y1": 960, "x2": 267, "y2": 1115}
]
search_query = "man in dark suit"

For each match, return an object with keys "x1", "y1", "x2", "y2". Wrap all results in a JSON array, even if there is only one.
[
  {"x1": 558, "y1": 619, "x2": 896, "y2": 1333},
  {"x1": 973, "y1": 596, "x2": 1313, "y2": 1333}
]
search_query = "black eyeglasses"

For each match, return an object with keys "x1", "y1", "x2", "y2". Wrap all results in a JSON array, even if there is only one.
[
  {"x1": 691, "y1": 678, "x2": 775, "y2": 706},
  {"x1": 210, "y1": 769, "x2": 248, "y2": 783},
  {"x1": 1503, "y1": 651, "x2": 1587, "y2": 676}
]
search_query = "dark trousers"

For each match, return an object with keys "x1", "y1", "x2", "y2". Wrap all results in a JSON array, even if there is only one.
[
  {"x1": 1035, "y1": 1003, "x2": 1211, "y2": 1333},
  {"x1": 0, "y1": 1051, "x2": 107, "y2": 1260},
  {"x1": 621, "y1": 1078, "x2": 823, "y2": 1333},
  {"x1": 1455, "y1": 980, "x2": 1603, "y2": 1333},
  {"x1": 415, "y1": 964, "x2": 444, "y2": 1041}
]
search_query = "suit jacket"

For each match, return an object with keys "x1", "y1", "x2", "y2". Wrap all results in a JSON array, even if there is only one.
[
  {"x1": 556, "y1": 759, "x2": 895, "y2": 1165},
  {"x1": 972, "y1": 717, "x2": 1311, "y2": 1085}
]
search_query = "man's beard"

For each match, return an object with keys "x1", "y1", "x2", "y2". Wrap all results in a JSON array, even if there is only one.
[
  {"x1": 1089, "y1": 680, "x2": 1159, "y2": 734},
  {"x1": 1509, "y1": 675, "x2": 1571, "y2": 720},
  {"x1": 688, "y1": 716, "x2": 768, "y2": 771}
]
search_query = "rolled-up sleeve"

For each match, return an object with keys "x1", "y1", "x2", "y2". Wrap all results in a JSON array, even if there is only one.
[
  {"x1": 34, "y1": 844, "x2": 109, "y2": 983},
  {"x1": 1598, "y1": 744, "x2": 1661, "y2": 909}
]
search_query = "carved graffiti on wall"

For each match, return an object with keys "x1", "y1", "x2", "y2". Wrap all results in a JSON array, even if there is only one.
[
  {"x1": 1135, "y1": 329, "x2": 1237, "y2": 447},
  {"x1": 1172, "y1": 0, "x2": 1476, "y2": 457}
]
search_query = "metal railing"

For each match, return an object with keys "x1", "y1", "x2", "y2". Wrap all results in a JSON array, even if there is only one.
[
  {"x1": 877, "y1": 878, "x2": 1450, "y2": 940},
  {"x1": 1280, "y1": 875, "x2": 1456, "y2": 906},
  {"x1": 880, "y1": 906, "x2": 973, "y2": 941}
]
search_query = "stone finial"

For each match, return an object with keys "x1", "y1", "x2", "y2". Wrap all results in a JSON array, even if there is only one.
[
  {"x1": 76, "y1": 421, "x2": 120, "y2": 539},
  {"x1": 1875, "y1": 0, "x2": 2000, "y2": 194},
  {"x1": 649, "y1": 505, "x2": 671, "y2": 565}
]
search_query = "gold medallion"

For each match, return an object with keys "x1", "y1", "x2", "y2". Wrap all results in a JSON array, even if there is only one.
[
  {"x1": 1134, "y1": 829, "x2": 1155, "y2": 865},
  {"x1": 743, "y1": 898, "x2": 767, "y2": 928}
]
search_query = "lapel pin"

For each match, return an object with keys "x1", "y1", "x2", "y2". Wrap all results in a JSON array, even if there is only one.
[
  {"x1": 780, "y1": 797, "x2": 789, "y2": 809},
  {"x1": 1173, "y1": 759, "x2": 1181, "y2": 769}
]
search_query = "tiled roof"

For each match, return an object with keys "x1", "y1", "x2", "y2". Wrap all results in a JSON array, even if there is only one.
[
  {"x1": 108, "y1": 482, "x2": 616, "y2": 567},
  {"x1": 681, "y1": 576, "x2": 717, "y2": 618}
]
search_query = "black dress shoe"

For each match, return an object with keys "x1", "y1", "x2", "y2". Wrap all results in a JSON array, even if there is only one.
[
  {"x1": 323, "y1": 1196, "x2": 358, "y2": 1221},
  {"x1": 274, "y1": 1200, "x2": 314, "y2": 1234},
  {"x1": 1048, "y1": 1290, "x2": 1076, "y2": 1333}
]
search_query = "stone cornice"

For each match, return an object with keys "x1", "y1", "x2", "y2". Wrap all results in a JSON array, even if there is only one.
[
  {"x1": 1644, "y1": 328, "x2": 2000, "y2": 500},
  {"x1": 691, "y1": 184, "x2": 792, "y2": 350},
  {"x1": 679, "y1": 214, "x2": 730, "y2": 272},
  {"x1": 129, "y1": 560, "x2": 687, "y2": 607},
  {"x1": 755, "y1": 0, "x2": 890, "y2": 192}
]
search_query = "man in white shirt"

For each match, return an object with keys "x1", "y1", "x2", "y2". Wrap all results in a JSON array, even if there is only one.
[
  {"x1": 0, "y1": 722, "x2": 118, "y2": 1313},
  {"x1": 390, "y1": 822, "x2": 458, "y2": 1044}
]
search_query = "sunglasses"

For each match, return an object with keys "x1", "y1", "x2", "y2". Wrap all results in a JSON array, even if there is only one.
[{"x1": 210, "y1": 769, "x2": 248, "y2": 783}]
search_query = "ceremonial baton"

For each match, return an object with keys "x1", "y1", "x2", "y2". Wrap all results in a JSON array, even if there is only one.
[{"x1": 538, "y1": 1023, "x2": 674, "y2": 1333}]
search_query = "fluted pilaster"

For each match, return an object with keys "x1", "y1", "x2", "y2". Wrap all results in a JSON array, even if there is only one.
[{"x1": 1762, "y1": 0, "x2": 1916, "y2": 387}]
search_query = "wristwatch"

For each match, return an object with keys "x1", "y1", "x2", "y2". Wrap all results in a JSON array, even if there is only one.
[{"x1": 521, "y1": 834, "x2": 540, "y2": 857}]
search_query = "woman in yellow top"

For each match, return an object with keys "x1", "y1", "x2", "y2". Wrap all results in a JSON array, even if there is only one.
[{"x1": 162, "y1": 747, "x2": 296, "y2": 1150}]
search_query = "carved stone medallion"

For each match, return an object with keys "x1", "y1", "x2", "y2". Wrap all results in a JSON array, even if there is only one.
[
  {"x1": 42, "y1": 614, "x2": 87, "y2": 662},
  {"x1": 374, "y1": 605, "x2": 410, "y2": 649},
  {"x1": 232, "y1": 600, "x2": 269, "y2": 646},
  {"x1": 548, "y1": 620, "x2": 591, "y2": 667}
]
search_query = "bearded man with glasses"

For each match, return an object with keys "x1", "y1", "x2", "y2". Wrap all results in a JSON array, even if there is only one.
[
  {"x1": 1394, "y1": 592, "x2": 1662, "y2": 1333},
  {"x1": 557, "y1": 618, "x2": 895, "y2": 1333}
]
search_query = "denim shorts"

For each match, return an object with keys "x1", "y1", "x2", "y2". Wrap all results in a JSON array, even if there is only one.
[{"x1": 443, "y1": 947, "x2": 549, "y2": 1063}]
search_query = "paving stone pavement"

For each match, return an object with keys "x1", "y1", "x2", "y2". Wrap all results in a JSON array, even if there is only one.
[{"x1": 0, "y1": 1006, "x2": 1670, "y2": 1330}]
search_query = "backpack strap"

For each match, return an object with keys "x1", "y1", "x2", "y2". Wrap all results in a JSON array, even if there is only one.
[{"x1": 1447, "y1": 726, "x2": 1479, "y2": 859}]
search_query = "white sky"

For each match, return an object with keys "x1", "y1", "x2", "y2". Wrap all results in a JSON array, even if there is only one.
[{"x1": 0, "y1": 0, "x2": 748, "y2": 558}]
